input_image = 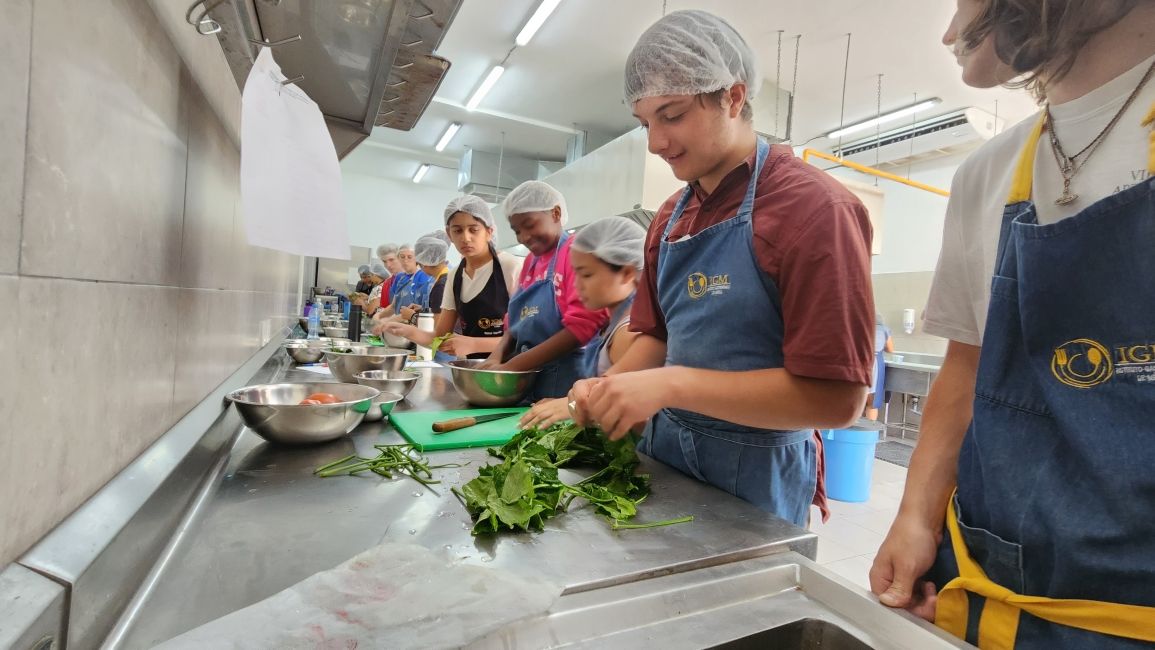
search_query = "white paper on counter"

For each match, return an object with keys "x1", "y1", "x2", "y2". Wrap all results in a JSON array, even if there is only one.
[
  {"x1": 153, "y1": 543, "x2": 559, "y2": 650},
  {"x1": 240, "y1": 48, "x2": 350, "y2": 259},
  {"x1": 295, "y1": 364, "x2": 333, "y2": 375},
  {"x1": 406, "y1": 360, "x2": 443, "y2": 369}
]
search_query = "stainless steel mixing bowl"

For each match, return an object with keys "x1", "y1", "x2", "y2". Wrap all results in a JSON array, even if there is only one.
[
  {"x1": 354, "y1": 370, "x2": 421, "y2": 398},
  {"x1": 446, "y1": 359, "x2": 539, "y2": 407},
  {"x1": 324, "y1": 347, "x2": 409, "y2": 383},
  {"x1": 227, "y1": 382, "x2": 380, "y2": 445}
]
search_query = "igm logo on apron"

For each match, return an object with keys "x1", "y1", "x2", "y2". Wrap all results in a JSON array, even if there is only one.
[
  {"x1": 477, "y1": 317, "x2": 502, "y2": 331},
  {"x1": 686, "y1": 272, "x2": 731, "y2": 299},
  {"x1": 1053, "y1": 337, "x2": 1155, "y2": 388}
]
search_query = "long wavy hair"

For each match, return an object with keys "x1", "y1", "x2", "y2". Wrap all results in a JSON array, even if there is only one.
[{"x1": 959, "y1": 0, "x2": 1146, "y2": 97}]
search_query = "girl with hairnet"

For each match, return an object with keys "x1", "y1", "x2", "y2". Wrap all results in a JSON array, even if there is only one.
[
  {"x1": 520, "y1": 217, "x2": 647, "y2": 430},
  {"x1": 571, "y1": 10, "x2": 875, "y2": 528},
  {"x1": 483, "y1": 181, "x2": 610, "y2": 402},
  {"x1": 379, "y1": 195, "x2": 523, "y2": 359}
]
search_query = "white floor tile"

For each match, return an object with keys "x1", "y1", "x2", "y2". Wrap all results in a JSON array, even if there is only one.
[
  {"x1": 824, "y1": 554, "x2": 876, "y2": 591},
  {"x1": 842, "y1": 508, "x2": 901, "y2": 537},
  {"x1": 809, "y1": 518, "x2": 885, "y2": 556},
  {"x1": 815, "y1": 535, "x2": 860, "y2": 564}
]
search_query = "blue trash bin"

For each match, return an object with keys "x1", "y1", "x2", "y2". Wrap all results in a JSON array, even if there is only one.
[{"x1": 822, "y1": 422, "x2": 883, "y2": 503}]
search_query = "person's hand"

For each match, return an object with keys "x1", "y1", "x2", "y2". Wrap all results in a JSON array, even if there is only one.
[
  {"x1": 439, "y1": 336, "x2": 473, "y2": 357},
  {"x1": 399, "y1": 304, "x2": 421, "y2": 322},
  {"x1": 568, "y1": 378, "x2": 605, "y2": 426},
  {"x1": 376, "y1": 321, "x2": 416, "y2": 339},
  {"x1": 586, "y1": 369, "x2": 670, "y2": 440},
  {"x1": 870, "y1": 511, "x2": 943, "y2": 622},
  {"x1": 349, "y1": 292, "x2": 367, "y2": 306},
  {"x1": 519, "y1": 398, "x2": 572, "y2": 429}
]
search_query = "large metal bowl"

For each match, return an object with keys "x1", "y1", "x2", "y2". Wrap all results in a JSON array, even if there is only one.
[
  {"x1": 361, "y1": 390, "x2": 404, "y2": 422},
  {"x1": 354, "y1": 369, "x2": 421, "y2": 398},
  {"x1": 382, "y1": 330, "x2": 414, "y2": 348},
  {"x1": 284, "y1": 344, "x2": 327, "y2": 364},
  {"x1": 285, "y1": 337, "x2": 334, "y2": 349},
  {"x1": 227, "y1": 382, "x2": 380, "y2": 445},
  {"x1": 447, "y1": 359, "x2": 539, "y2": 407},
  {"x1": 324, "y1": 346, "x2": 409, "y2": 383},
  {"x1": 323, "y1": 326, "x2": 351, "y2": 339}
]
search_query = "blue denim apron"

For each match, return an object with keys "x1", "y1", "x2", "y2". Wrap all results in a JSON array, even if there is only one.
[
  {"x1": 932, "y1": 108, "x2": 1155, "y2": 649},
  {"x1": 506, "y1": 235, "x2": 583, "y2": 401},
  {"x1": 644, "y1": 138, "x2": 817, "y2": 526},
  {"x1": 390, "y1": 271, "x2": 426, "y2": 312},
  {"x1": 580, "y1": 296, "x2": 634, "y2": 379}
]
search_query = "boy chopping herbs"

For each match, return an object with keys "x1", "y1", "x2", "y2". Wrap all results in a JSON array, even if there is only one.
[{"x1": 571, "y1": 10, "x2": 876, "y2": 527}]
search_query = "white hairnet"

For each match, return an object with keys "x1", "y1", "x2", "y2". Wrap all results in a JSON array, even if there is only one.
[
  {"x1": 357, "y1": 264, "x2": 371, "y2": 275},
  {"x1": 502, "y1": 181, "x2": 568, "y2": 226},
  {"x1": 375, "y1": 243, "x2": 399, "y2": 259},
  {"x1": 369, "y1": 261, "x2": 389, "y2": 279},
  {"x1": 624, "y1": 10, "x2": 761, "y2": 106},
  {"x1": 444, "y1": 195, "x2": 495, "y2": 229},
  {"x1": 414, "y1": 231, "x2": 450, "y2": 266},
  {"x1": 571, "y1": 218, "x2": 647, "y2": 270}
]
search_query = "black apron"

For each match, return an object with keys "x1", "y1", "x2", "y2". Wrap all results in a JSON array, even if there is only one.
[{"x1": 453, "y1": 245, "x2": 510, "y2": 359}]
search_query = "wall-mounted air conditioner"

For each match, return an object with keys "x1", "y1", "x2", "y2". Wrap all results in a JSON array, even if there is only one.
[
  {"x1": 833, "y1": 107, "x2": 1005, "y2": 169},
  {"x1": 458, "y1": 149, "x2": 543, "y2": 203}
]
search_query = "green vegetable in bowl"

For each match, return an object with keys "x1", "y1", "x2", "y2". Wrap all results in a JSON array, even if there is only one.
[{"x1": 452, "y1": 422, "x2": 692, "y2": 535}]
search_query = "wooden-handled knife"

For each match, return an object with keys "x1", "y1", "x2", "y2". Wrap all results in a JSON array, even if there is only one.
[{"x1": 432, "y1": 411, "x2": 523, "y2": 434}]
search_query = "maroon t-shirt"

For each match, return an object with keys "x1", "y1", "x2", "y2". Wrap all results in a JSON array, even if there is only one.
[{"x1": 633, "y1": 144, "x2": 875, "y2": 387}]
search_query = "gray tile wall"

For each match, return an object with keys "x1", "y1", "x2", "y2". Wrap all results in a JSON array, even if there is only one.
[{"x1": 0, "y1": 0, "x2": 301, "y2": 567}]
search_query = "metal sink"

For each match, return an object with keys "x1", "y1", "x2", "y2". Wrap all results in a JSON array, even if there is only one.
[
  {"x1": 468, "y1": 552, "x2": 973, "y2": 649},
  {"x1": 709, "y1": 618, "x2": 872, "y2": 650}
]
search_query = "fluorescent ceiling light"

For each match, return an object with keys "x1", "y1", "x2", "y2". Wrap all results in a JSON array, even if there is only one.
[
  {"x1": 435, "y1": 122, "x2": 461, "y2": 152},
  {"x1": 515, "y1": 0, "x2": 562, "y2": 46},
  {"x1": 466, "y1": 65, "x2": 505, "y2": 111},
  {"x1": 826, "y1": 98, "x2": 942, "y2": 140},
  {"x1": 412, "y1": 163, "x2": 430, "y2": 184}
]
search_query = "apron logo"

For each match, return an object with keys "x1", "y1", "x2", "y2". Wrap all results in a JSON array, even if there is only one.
[
  {"x1": 519, "y1": 305, "x2": 540, "y2": 320},
  {"x1": 687, "y1": 272, "x2": 731, "y2": 300},
  {"x1": 1051, "y1": 339, "x2": 1114, "y2": 389},
  {"x1": 477, "y1": 317, "x2": 501, "y2": 330}
]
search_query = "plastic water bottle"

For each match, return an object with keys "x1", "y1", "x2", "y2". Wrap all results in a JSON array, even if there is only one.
[
  {"x1": 416, "y1": 312, "x2": 435, "y2": 361},
  {"x1": 307, "y1": 302, "x2": 322, "y2": 340}
]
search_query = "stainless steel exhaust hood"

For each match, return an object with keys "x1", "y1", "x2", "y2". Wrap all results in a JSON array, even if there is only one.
[{"x1": 204, "y1": 0, "x2": 460, "y2": 158}]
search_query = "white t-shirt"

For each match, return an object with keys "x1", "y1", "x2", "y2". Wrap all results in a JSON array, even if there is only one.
[
  {"x1": 440, "y1": 251, "x2": 523, "y2": 311},
  {"x1": 925, "y1": 55, "x2": 1155, "y2": 346}
]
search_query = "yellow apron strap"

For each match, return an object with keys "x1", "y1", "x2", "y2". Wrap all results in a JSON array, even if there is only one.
[
  {"x1": 936, "y1": 493, "x2": 1155, "y2": 648},
  {"x1": 1007, "y1": 114, "x2": 1047, "y2": 204},
  {"x1": 1143, "y1": 102, "x2": 1155, "y2": 174}
]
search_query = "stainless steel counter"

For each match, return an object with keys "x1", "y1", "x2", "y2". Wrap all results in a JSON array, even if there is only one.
[{"x1": 111, "y1": 354, "x2": 817, "y2": 648}]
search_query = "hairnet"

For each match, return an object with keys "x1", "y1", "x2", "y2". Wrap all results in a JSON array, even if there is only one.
[
  {"x1": 624, "y1": 10, "x2": 761, "y2": 106},
  {"x1": 414, "y1": 231, "x2": 450, "y2": 266},
  {"x1": 375, "y1": 243, "x2": 399, "y2": 259},
  {"x1": 571, "y1": 218, "x2": 647, "y2": 270},
  {"x1": 502, "y1": 180, "x2": 568, "y2": 226},
  {"x1": 357, "y1": 264, "x2": 371, "y2": 275},
  {"x1": 444, "y1": 195, "x2": 495, "y2": 229},
  {"x1": 369, "y1": 261, "x2": 389, "y2": 279}
]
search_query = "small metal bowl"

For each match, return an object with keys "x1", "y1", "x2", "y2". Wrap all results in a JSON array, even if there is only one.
[
  {"x1": 324, "y1": 347, "x2": 410, "y2": 383},
  {"x1": 323, "y1": 326, "x2": 351, "y2": 339},
  {"x1": 360, "y1": 390, "x2": 404, "y2": 422},
  {"x1": 321, "y1": 318, "x2": 346, "y2": 329},
  {"x1": 382, "y1": 331, "x2": 413, "y2": 348},
  {"x1": 447, "y1": 359, "x2": 540, "y2": 407},
  {"x1": 227, "y1": 382, "x2": 380, "y2": 445},
  {"x1": 284, "y1": 344, "x2": 327, "y2": 364},
  {"x1": 354, "y1": 370, "x2": 421, "y2": 399}
]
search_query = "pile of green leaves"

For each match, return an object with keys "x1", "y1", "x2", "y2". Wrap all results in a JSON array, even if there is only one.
[
  {"x1": 315, "y1": 443, "x2": 460, "y2": 488},
  {"x1": 453, "y1": 422, "x2": 692, "y2": 534}
]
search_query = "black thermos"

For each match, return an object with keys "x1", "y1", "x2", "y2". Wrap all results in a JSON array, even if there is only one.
[{"x1": 347, "y1": 305, "x2": 362, "y2": 342}]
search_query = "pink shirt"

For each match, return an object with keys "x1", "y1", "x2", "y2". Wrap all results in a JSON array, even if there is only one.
[{"x1": 515, "y1": 237, "x2": 608, "y2": 345}]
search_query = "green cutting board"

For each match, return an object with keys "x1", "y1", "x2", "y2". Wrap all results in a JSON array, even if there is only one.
[{"x1": 390, "y1": 408, "x2": 528, "y2": 451}]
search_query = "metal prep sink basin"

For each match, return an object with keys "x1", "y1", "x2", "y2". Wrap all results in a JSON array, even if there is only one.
[
  {"x1": 709, "y1": 618, "x2": 872, "y2": 649},
  {"x1": 468, "y1": 552, "x2": 974, "y2": 649}
]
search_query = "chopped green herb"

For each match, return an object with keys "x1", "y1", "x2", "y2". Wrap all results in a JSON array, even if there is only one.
[{"x1": 315, "y1": 444, "x2": 461, "y2": 488}]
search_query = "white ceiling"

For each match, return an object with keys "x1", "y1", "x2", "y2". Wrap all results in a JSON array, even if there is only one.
[{"x1": 347, "y1": 0, "x2": 1039, "y2": 189}]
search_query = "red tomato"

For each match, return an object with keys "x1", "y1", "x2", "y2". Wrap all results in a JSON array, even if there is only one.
[
  {"x1": 303, "y1": 393, "x2": 341, "y2": 404},
  {"x1": 298, "y1": 398, "x2": 324, "y2": 405}
]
